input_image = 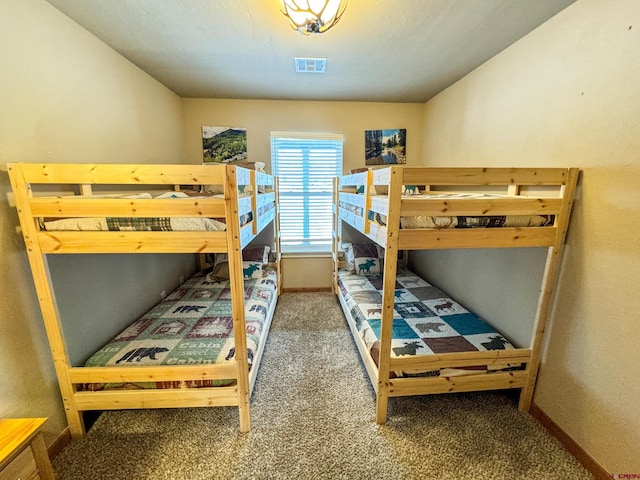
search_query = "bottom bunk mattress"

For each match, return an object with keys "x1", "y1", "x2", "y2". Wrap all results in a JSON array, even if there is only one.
[
  {"x1": 82, "y1": 268, "x2": 278, "y2": 390},
  {"x1": 338, "y1": 266, "x2": 520, "y2": 377}
]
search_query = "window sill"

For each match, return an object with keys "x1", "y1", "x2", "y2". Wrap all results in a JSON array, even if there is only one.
[{"x1": 281, "y1": 251, "x2": 332, "y2": 259}]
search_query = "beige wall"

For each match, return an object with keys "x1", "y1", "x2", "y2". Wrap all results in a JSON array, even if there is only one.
[
  {"x1": 281, "y1": 257, "x2": 334, "y2": 291},
  {"x1": 183, "y1": 99, "x2": 424, "y2": 289},
  {"x1": 418, "y1": 0, "x2": 639, "y2": 472},
  {"x1": 183, "y1": 98, "x2": 424, "y2": 174},
  {"x1": 0, "y1": 0, "x2": 185, "y2": 443}
]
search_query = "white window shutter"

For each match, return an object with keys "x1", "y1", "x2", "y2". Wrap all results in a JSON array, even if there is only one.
[{"x1": 271, "y1": 132, "x2": 343, "y2": 253}]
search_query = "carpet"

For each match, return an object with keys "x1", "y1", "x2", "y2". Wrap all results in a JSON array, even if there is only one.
[{"x1": 52, "y1": 292, "x2": 593, "y2": 479}]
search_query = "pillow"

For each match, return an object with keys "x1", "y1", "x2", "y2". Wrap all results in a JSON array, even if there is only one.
[
  {"x1": 374, "y1": 184, "x2": 420, "y2": 195},
  {"x1": 213, "y1": 253, "x2": 229, "y2": 268},
  {"x1": 243, "y1": 245, "x2": 270, "y2": 263},
  {"x1": 351, "y1": 243, "x2": 385, "y2": 275},
  {"x1": 209, "y1": 254, "x2": 265, "y2": 280},
  {"x1": 402, "y1": 185, "x2": 420, "y2": 195},
  {"x1": 201, "y1": 184, "x2": 224, "y2": 194},
  {"x1": 341, "y1": 242, "x2": 356, "y2": 273},
  {"x1": 207, "y1": 261, "x2": 230, "y2": 280},
  {"x1": 227, "y1": 161, "x2": 256, "y2": 170},
  {"x1": 241, "y1": 261, "x2": 264, "y2": 279}
]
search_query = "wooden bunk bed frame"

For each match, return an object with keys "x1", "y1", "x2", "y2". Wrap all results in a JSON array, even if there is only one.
[
  {"x1": 332, "y1": 166, "x2": 579, "y2": 424},
  {"x1": 8, "y1": 163, "x2": 281, "y2": 438}
]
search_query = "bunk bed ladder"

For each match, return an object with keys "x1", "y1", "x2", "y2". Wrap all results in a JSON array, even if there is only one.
[
  {"x1": 332, "y1": 177, "x2": 340, "y2": 294},
  {"x1": 274, "y1": 176, "x2": 283, "y2": 295}
]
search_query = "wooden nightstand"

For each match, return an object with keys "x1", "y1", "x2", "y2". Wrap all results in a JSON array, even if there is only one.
[{"x1": 0, "y1": 418, "x2": 54, "y2": 480}]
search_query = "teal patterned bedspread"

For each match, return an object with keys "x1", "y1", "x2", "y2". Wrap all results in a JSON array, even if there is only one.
[
  {"x1": 338, "y1": 266, "x2": 518, "y2": 377},
  {"x1": 83, "y1": 269, "x2": 277, "y2": 390}
]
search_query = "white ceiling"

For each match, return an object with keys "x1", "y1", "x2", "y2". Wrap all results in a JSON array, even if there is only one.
[{"x1": 45, "y1": 0, "x2": 577, "y2": 103}]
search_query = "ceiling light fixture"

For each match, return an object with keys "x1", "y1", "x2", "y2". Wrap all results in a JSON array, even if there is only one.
[{"x1": 280, "y1": 0, "x2": 347, "y2": 36}]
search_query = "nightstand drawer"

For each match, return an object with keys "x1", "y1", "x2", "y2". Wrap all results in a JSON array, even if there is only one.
[{"x1": 0, "y1": 444, "x2": 37, "y2": 480}]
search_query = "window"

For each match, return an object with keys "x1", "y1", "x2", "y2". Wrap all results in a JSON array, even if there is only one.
[{"x1": 271, "y1": 132, "x2": 343, "y2": 253}]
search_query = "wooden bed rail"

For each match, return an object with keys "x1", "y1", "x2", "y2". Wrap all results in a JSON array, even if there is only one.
[
  {"x1": 336, "y1": 166, "x2": 577, "y2": 251},
  {"x1": 340, "y1": 166, "x2": 573, "y2": 189},
  {"x1": 27, "y1": 197, "x2": 228, "y2": 218},
  {"x1": 243, "y1": 169, "x2": 277, "y2": 248},
  {"x1": 68, "y1": 363, "x2": 240, "y2": 384},
  {"x1": 73, "y1": 386, "x2": 241, "y2": 411},
  {"x1": 388, "y1": 348, "x2": 533, "y2": 372},
  {"x1": 372, "y1": 166, "x2": 573, "y2": 186},
  {"x1": 10, "y1": 163, "x2": 229, "y2": 185}
]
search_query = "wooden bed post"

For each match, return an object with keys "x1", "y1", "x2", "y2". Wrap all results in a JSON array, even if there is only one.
[
  {"x1": 225, "y1": 166, "x2": 252, "y2": 432},
  {"x1": 249, "y1": 170, "x2": 258, "y2": 237},
  {"x1": 8, "y1": 164, "x2": 86, "y2": 438},
  {"x1": 332, "y1": 177, "x2": 339, "y2": 294},
  {"x1": 376, "y1": 166, "x2": 404, "y2": 424},
  {"x1": 519, "y1": 168, "x2": 580, "y2": 411},
  {"x1": 274, "y1": 176, "x2": 283, "y2": 295}
]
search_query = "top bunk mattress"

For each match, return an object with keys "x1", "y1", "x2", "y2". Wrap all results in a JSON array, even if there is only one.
[
  {"x1": 339, "y1": 192, "x2": 555, "y2": 230},
  {"x1": 401, "y1": 192, "x2": 554, "y2": 229},
  {"x1": 40, "y1": 191, "x2": 249, "y2": 232},
  {"x1": 337, "y1": 266, "x2": 520, "y2": 377}
]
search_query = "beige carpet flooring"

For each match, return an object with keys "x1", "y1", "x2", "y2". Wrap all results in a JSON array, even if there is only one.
[{"x1": 52, "y1": 292, "x2": 594, "y2": 479}]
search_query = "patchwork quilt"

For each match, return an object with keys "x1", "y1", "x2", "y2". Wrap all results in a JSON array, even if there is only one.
[
  {"x1": 338, "y1": 266, "x2": 519, "y2": 377},
  {"x1": 83, "y1": 269, "x2": 278, "y2": 390}
]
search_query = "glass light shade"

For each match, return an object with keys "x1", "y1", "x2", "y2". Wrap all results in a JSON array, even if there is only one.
[{"x1": 281, "y1": 0, "x2": 347, "y2": 35}]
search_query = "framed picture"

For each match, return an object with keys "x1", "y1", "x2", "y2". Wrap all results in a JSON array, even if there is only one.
[
  {"x1": 364, "y1": 128, "x2": 406, "y2": 165},
  {"x1": 202, "y1": 126, "x2": 247, "y2": 164}
]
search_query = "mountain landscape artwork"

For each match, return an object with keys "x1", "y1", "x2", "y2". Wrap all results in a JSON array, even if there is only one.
[{"x1": 202, "y1": 126, "x2": 247, "y2": 164}]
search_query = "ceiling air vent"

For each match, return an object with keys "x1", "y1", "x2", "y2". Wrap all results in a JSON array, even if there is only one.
[{"x1": 294, "y1": 57, "x2": 327, "y2": 73}]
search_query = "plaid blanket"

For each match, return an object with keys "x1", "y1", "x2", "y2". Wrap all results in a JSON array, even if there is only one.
[{"x1": 106, "y1": 217, "x2": 173, "y2": 231}]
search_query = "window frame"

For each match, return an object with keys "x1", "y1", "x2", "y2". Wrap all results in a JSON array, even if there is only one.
[{"x1": 270, "y1": 131, "x2": 344, "y2": 255}]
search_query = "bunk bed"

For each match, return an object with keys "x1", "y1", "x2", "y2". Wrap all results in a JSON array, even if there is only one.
[
  {"x1": 332, "y1": 166, "x2": 578, "y2": 424},
  {"x1": 8, "y1": 163, "x2": 281, "y2": 438}
]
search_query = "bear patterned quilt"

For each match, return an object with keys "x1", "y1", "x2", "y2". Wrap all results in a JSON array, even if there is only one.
[
  {"x1": 338, "y1": 266, "x2": 519, "y2": 377},
  {"x1": 83, "y1": 269, "x2": 277, "y2": 390}
]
